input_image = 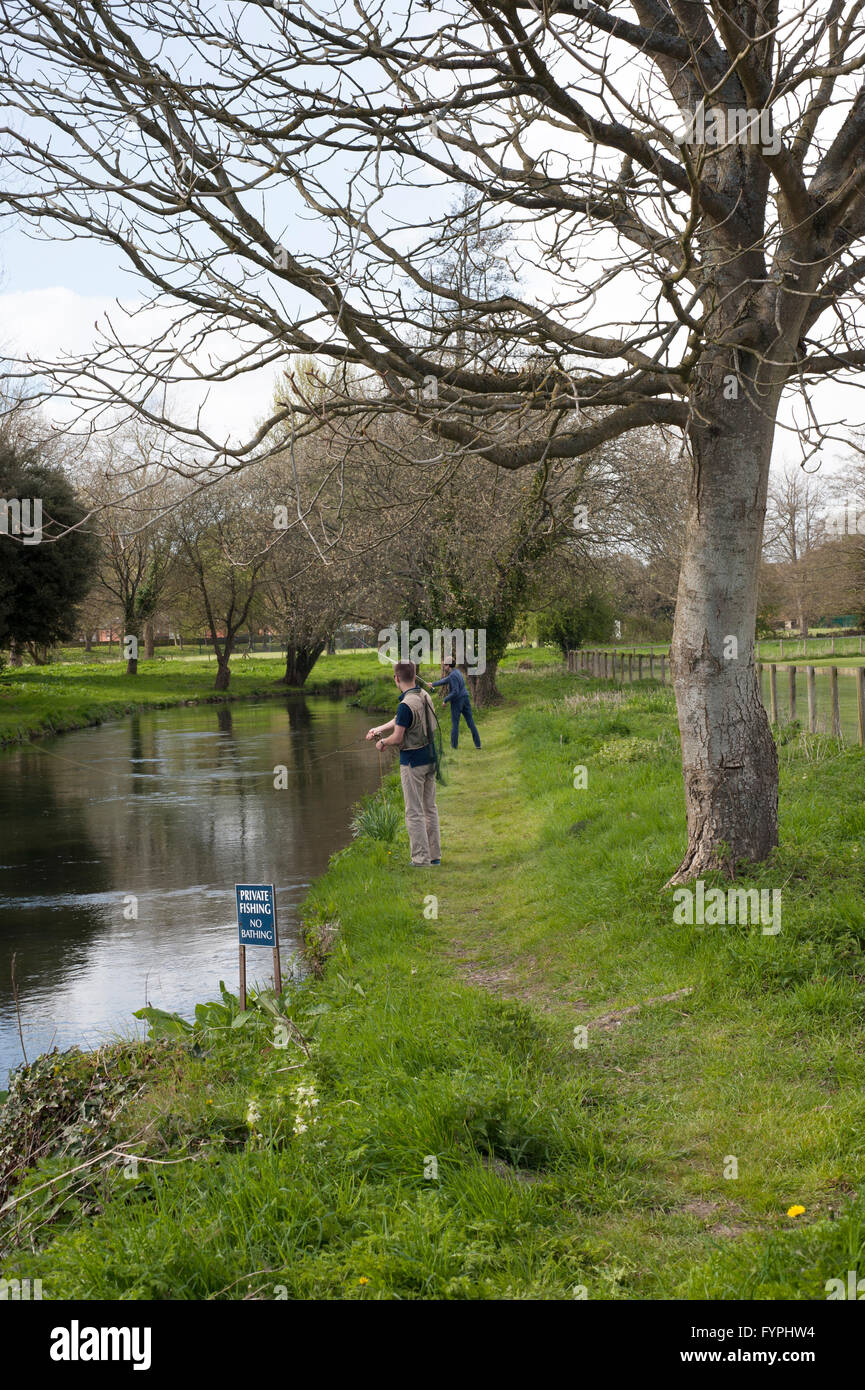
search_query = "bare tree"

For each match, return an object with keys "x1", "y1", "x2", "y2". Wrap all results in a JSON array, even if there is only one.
[
  {"x1": 5, "y1": 3, "x2": 865, "y2": 875},
  {"x1": 79, "y1": 429, "x2": 179, "y2": 673},
  {"x1": 176, "y1": 479, "x2": 273, "y2": 689},
  {"x1": 763, "y1": 467, "x2": 829, "y2": 636}
]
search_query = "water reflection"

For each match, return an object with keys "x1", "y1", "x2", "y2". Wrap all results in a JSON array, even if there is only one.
[{"x1": 0, "y1": 696, "x2": 380, "y2": 1082}]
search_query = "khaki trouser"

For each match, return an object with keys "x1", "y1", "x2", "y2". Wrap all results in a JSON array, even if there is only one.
[{"x1": 400, "y1": 761, "x2": 441, "y2": 864}]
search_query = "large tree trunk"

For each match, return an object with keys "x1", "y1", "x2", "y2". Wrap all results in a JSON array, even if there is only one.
[
  {"x1": 280, "y1": 643, "x2": 324, "y2": 686},
  {"x1": 214, "y1": 657, "x2": 231, "y2": 690},
  {"x1": 9, "y1": 639, "x2": 23, "y2": 667},
  {"x1": 669, "y1": 411, "x2": 778, "y2": 884},
  {"x1": 468, "y1": 659, "x2": 501, "y2": 707}
]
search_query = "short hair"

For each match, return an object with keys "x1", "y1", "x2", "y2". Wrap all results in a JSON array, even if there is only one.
[
  {"x1": 443, "y1": 658, "x2": 454, "y2": 668},
  {"x1": 394, "y1": 660, "x2": 416, "y2": 683}
]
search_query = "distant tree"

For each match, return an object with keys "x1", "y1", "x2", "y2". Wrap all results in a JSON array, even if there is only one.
[
  {"x1": 0, "y1": 445, "x2": 98, "y2": 661},
  {"x1": 175, "y1": 479, "x2": 272, "y2": 690},
  {"x1": 537, "y1": 589, "x2": 616, "y2": 658},
  {"x1": 763, "y1": 469, "x2": 829, "y2": 636},
  {"x1": 80, "y1": 430, "x2": 178, "y2": 674}
]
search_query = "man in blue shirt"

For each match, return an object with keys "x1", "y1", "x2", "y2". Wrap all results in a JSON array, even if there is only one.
[
  {"x1": 431, "y1": 659, "x2": 482, "y2": 751},
  {"x1": 366, "y1": 661, "x2": 441, "y2": 866}
]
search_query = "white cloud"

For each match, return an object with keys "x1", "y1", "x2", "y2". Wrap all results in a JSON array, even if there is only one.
[{"x1": 0, "y1": 287, "x2": 281, "y2": 449}]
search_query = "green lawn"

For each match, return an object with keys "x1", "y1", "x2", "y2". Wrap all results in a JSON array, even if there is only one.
[
  {"x1": 2, "y1": 661, "x2": 864, "y2": 1298},
  {"x1": 0, "y1": 649, "x2": 384, "y2": 747},
  {"x1": 0, "y1": 644, "x2": 562, "y2": 747}
]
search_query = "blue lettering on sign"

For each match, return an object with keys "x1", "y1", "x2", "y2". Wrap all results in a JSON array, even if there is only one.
[{"x1": 235, "y1": 884, "x2": 277, "y2": 946}]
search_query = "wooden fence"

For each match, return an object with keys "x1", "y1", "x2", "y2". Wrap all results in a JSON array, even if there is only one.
[{"x1": 568, "y1": 648, "x2": 865, "y2": 745}]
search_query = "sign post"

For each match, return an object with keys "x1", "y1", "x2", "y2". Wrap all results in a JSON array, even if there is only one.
[{"x1": 234, "y1": 884, "x2": 280, "y2": 1009}]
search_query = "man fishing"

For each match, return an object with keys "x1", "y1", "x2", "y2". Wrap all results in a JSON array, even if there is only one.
[
  {"x1": 366, "y1": 661, "x2": 441, "y2": 867},
  {"x1": 431, "y1": 659, "x2": 482, "y2": 751}
]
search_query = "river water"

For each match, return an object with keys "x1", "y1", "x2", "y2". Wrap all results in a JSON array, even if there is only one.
[{"x1": 0, "y1": 696, "x2": 381, "y2": 1084}]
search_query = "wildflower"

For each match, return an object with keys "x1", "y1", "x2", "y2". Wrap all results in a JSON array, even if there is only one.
[
  {"x1": 359, "y1": 1276, "x2": 369, "y2": 1286},
  {"x1": 787, "y1": 1205, "x2": 805, "y2": 1218},
  {"x1": 246, "y1": 1100, "x2": 261, "y2": 1126}
]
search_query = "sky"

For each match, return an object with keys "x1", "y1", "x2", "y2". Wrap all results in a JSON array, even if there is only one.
[
  {"x1": 4, "y1": 219, "x2": 860, "y2": 484},
  {"x1": 1, "y1": 0, "x2": 864, "y2": 488}
]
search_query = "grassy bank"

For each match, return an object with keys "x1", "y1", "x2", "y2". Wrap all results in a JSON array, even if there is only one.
[
  {"x1": 0, "y1": 644, "x2": 558, "y2": 748},
  {"x1": 0, "y1": 650, "x2": 387, "y2": 748},
  {"x1": 2, "y1": 660, "x2": 865, "y2": 1298}
]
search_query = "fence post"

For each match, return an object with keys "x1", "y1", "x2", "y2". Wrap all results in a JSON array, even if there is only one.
[
  {"x1": 769, "y1": 664, "x2": 778, "y2": 724},
  {"x1": 660, "y1": 654, "x2": 665, "y2": 686},
  {"x1": 788, "y1": 666, "x2": 796, "y2": 723},
  {"x1": 649, "y1": 653, "x2": 655, "y2": 680},
  {"x1": 628, "y1": 654, "x2": 633, "y2": 683},
  {"x1": 638, "y1": 655, "x2": 643, "y2": 681},
  {"x1": 829, "y1": 666, "x2": 841, "y2": 737},
  {"x1": 780, "y1": 636, "x2": 784, "y2": 660},
  {"x1": 807, "y1": 666, "x2": 816, "y2": 733},
  {"x1": 831, "y1": 636, "x2": 836, "y2": 656}
]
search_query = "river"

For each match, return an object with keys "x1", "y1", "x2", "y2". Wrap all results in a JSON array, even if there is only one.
[{"x1": 0, "y1": 696, "x2": 381, "y2": 1084}]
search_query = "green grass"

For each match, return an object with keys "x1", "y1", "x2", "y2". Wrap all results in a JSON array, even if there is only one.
[
  {"x1": 0, "y1": 649, "x2": 388, "y2": 747},
  {"x1": 587, "y1": 636, "x2": 865, "y2": 664},
  {"x1": 0, "y1": 643, "x2": 562, "y2": 748},
  {"x1": 2, "y1": 660, "x2": 865, "y2": 1298}
]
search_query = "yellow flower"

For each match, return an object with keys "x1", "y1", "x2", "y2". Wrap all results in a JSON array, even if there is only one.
[
  {"x1": 358, "y1": 1276, "x2": 369, "y2": 1285},
  {"x1": 787, "y1": 1205, "x2": 805, "y2": 1218}
]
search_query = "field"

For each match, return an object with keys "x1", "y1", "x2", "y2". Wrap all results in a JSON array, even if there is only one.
[{"x1": 2, "y1": 653, "x2": 864, "y2": 1299}]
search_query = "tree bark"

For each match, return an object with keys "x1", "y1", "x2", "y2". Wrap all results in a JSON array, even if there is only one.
[
  {"x1": 280, "y1": 643, "x2": 324, "y2": 686},
  {"x1": 468, "y1": 659, "x2": 501, "y2": 707},
  {"x1": 9, "y1": 639, "x2": 22, "y2": 667},
  {"x1": 214, "y1": 657, "x2": 231, "y2": 690},
  {"x1": 126, "y1": 656, "x2": 138, "y2": 675},
  {"x1": 668, "y1": 409, "x2": 779, "y2": 883}
]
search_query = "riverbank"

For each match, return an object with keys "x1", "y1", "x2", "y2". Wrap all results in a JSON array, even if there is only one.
[
  {"x1": 0, "y1": 650, "x2": 385, "y2": 748},
  {"x1": 2, "y1": 662, "x2": 865, "y2": 1298}
]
